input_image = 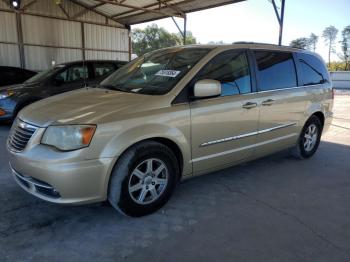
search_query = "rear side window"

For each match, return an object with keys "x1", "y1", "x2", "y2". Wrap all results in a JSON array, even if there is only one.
[
  {"x1": 55, "y1": 64, "x2": 88, "y2": 83},
  {"x1": 94, "y1": 63, "x2": 116, "y2": 78},
  {"x1": 194, "y1": 50, "x2": 252, "y2": 96},
  {"x1": 255, "y1": 51, "x2": 297, "y2": 91},
  {"x1": 297, "y1": 53, "x2": 329, "y2": 86}
]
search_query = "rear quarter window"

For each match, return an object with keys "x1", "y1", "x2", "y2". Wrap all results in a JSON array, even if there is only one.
[{"x1": 297, "y1": 53, "x2": 329, "y2": 86}]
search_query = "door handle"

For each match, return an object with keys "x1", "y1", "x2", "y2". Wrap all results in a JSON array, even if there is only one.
[
  {"x1": 242, "y1": 102, "x2": 258, "y2": 109},
  {"x1": 262, "y1": 99, "x2": 275, "y2": 106}
]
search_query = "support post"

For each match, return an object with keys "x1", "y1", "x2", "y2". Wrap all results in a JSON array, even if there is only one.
[
  {"x1": 128, "y1": 26, "x2": 132, "y2": 61},
  {"x1": 278, "y1": 0, "x2": 285, "y2": 46},
  {"x1": 171, "y1": 16, "x2": 187, "y2": 45},
  {"x1": 15, "y1": 12, "x2": 25, "y2": 68},
  {"x1": 183, "y1": 15, "x2": 187, "y2": 45},
  {"x1": 81, "y1": 22, "x2": 86, "y2": 61}
]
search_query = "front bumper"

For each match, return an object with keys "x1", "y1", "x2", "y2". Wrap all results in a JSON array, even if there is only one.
[
  {"x1": 0, "y1": 98, "x2": 16, "y2": 120},
  {"x1": 8, "y1": 144, "x2": 116, "y2": 204}
]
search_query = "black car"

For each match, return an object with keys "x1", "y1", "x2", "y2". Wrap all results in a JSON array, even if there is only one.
[
  {"x1": 0, "y1": 60, "x2": 126, "y2": 121},
  {"x1": 0, "y1": 66, "x2": 37, "y2": 87}
]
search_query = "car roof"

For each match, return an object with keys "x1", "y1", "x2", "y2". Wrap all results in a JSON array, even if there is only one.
[
  {"x1": 160, "y1": 43, "x2": 316, "y2": 55},
  {"x1": 156, "y1": 43, "x2": 323, "y2": 62}
]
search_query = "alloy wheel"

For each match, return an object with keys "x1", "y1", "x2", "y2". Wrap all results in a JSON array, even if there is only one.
[{"x1": 128, "y1": 158, "x2": 168, "y2": 205}]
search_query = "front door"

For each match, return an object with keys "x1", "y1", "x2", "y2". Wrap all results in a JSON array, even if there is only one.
[
  {"x1": 51, "y1": 63, "x2": 89, "y2": 95},
  {"x1": 190, "y1": 50, "x2": 259, "y2": 174}
]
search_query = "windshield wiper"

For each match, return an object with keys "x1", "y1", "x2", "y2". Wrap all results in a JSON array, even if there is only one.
[{"x1": 99, "y1": 85, "x2": 132, "y2": 93}]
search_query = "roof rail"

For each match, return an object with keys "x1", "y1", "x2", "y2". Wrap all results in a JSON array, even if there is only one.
[{"x1": 233, "y1": 41, "x2": 303, "y2": 50}]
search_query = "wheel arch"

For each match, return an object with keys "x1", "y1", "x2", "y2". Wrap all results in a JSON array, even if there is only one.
[{"x1": 311, "y1": 111, "x2": 325, "y2": 127}]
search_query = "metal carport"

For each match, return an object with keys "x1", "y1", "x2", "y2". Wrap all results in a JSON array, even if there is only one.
[{"x1": 0, "y1": 0, "x2": 248, "y2": 71}]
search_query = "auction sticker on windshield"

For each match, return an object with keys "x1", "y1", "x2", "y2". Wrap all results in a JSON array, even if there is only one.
[{"x1": 155, "y1": 70, "x2": 181, "y2": 78}]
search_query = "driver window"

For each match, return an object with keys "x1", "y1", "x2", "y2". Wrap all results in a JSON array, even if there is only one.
[
  {"x1": 195, "y1": 50, "x2": 252, "y2": 97},
  {"x1": 55, "y1": 64, "x2": 88, "y2": 83}
]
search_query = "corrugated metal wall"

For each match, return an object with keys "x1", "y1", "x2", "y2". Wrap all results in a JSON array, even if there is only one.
[
  {"x1": 331, "y1": 71, "x2": 350, "y2": 89},
  {"x1": 0, "y1": 12, "x2": 20, "y2": 67},
  {"x1": 84, "y1": 23, "x2": 129, "y2": 61},
  {"x1": 0, "y1": 0, "x2": 130, "y2": 71}
]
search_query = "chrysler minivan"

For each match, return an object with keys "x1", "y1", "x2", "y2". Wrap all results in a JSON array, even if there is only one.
[{"x1": 7, "y1": 44, "x2": 333, "y2": 217}]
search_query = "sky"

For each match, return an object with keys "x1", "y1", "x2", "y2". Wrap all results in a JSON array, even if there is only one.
[{"x1": 132, "y1": 0, "x2": 350, "y2": 62}]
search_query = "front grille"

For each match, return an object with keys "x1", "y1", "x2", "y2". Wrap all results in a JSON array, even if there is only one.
[{"x1": 8, "y1": 119, "x2": 38, "y2": 152}]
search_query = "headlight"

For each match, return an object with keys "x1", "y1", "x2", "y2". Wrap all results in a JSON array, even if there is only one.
[
  {"x1": 0, "y1": 91, "x2": 14, "y2": 99},
  {"x1": 41, "y1": 125, "x2": 96, "y2": 151}
]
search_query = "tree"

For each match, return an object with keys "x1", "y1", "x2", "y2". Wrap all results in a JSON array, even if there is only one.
[
  {"x1": 132, "y1": 24, "x2": 197, "y2": 56},
  {"x1": 339, "y1": 25, "x2": 350, "y2": 70},
  {"x1": 309, "y1": 33, "x2": 318, "y2": 52},
  {"x1": 289, "y1": 37, "x2": 310, "y2": 49},
  {"x1": 322, "y1": 25, "x2": 338, "y2": 67},
  {"x1": 177, "y1": 31, "x2": 197, "y2": 45},
  {"x1": 208, "y1": 40, "x2": 226, "y2": 44}
]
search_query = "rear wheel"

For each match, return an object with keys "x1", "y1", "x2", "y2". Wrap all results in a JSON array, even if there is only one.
[
  {"x1": 291, "y1": 115, "x2": 323, "y2": 159},
  {"x1": 108, "y1": 141, "x2": 179, "y2": 217}
]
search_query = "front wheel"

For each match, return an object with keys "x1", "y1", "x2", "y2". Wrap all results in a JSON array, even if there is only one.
[
  {"x1": 291, "y1": 115, "x2": 323, "y2": 159},
  {"x1": 108, "y1": 141, "x2": 179, "y2": 217}
]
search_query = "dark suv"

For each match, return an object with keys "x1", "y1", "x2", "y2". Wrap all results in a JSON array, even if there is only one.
[{"x1": 0, "y1": 60, "x2": 126, "y2": 121}]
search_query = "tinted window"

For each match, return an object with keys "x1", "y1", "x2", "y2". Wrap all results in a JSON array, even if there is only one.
[
  {"x1": 25, "y1": 67, "x2": 61, "y2": 84},
  {"x1": 195, "y1": 50, "x2": 251, "y2": 96},
  {"x1": 94, "y1": 63, "x2": 115, "y2": 78},
  {"x1": 255, "y1": 51, "x2": 297, "y2": 91},
  {"x1": 55, "y1": 64, "x2": 88, "y2": 83},
  {"x1": 298, "y1": 53, "x2": 328, "y2": 86}
]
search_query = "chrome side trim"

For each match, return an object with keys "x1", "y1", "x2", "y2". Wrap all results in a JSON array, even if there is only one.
[
  {"x1": 257, "y1": 86, "x2": 303, "y2": 94},
  {"x1": 193, "y1": 133, "x2": 297, "y2": 163},
  {"x1": 200, "y1": 122, "x2": 297, "y2": 147}
]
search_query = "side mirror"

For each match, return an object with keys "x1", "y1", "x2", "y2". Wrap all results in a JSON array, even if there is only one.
[{"x1": 193, "y1": 79, "x2": 221, "y2": 98}]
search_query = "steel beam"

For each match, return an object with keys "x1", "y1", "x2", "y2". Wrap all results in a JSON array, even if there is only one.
[
  {"x1": 96, "y1": 0, "x2": 182, "y2": 18},
  {"x1": 270, "y1": 0, "x2": 286, "y2": 46},
  {"x1": 278, "y1": 0, "x2": 285, "y2": 46}
]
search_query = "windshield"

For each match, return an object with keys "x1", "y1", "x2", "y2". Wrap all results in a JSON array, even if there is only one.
[
  {"x1": 24, "y1": 66, "x2": 64, "y2": 84},
  {"x1": 100, "y1": 47, "x2": 211, "y2": 95}
]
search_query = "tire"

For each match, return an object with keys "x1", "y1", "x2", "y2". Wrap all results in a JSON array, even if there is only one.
[
  {"x1": 291, "y1": 115, "x2": 323, "y2": 159},
  {"x1": 108, "y1": 141, "x2": 179, "y2": 217}
]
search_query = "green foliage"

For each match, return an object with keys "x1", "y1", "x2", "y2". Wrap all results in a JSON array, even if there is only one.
[
  {"x1": 309, "y1": 33, "x2": 318, "y2": 52},
  {"x1": 322, "y1": 25, "x2": 339, "y2": 66},
  {"x1": 290, "y1": 37, "x2": 311, "y2": 49},
  {"x1": 339, "y1": 26, "x2": 350, "y2": 70},
  {"x1": 289, "y1": 33, "x2": 318, "y2": 51},
  {"x1": 328, "y1": 61, "x2": 347, "y2": 71},
  {"x1": 132, "y1": 24, "x2": 197, "y2": 56}
]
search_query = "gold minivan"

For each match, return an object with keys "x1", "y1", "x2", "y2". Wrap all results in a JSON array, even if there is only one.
[{"x1": 7, "y1": 44, "x2": 333, "y2": 216}]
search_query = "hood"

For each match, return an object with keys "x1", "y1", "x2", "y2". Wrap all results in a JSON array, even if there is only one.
[{"x1": 19, "y1": 88, "x2": 168, "y2": 127}]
